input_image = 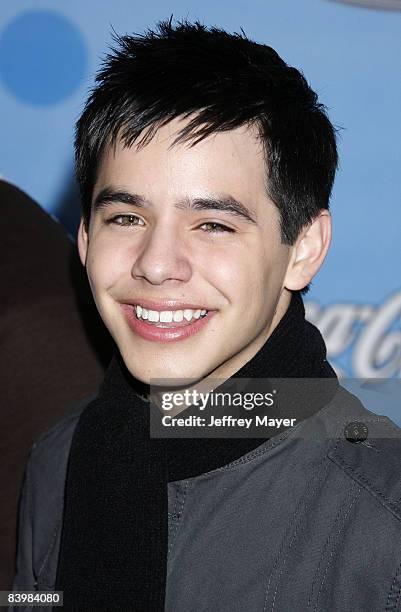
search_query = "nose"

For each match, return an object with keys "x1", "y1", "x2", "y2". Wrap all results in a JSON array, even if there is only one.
[{"x1": 131, "y1": 223, "x2": 192, "y2": 285}]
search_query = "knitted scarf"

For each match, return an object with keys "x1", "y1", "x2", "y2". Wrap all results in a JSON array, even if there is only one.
[{"x1": 55, "y1": 291, "x2": 337, "y2": 610}]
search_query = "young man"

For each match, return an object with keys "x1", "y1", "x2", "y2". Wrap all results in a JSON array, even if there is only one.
[{"x1": 12, "y1": 20, "x2": 401, "y2": 612}]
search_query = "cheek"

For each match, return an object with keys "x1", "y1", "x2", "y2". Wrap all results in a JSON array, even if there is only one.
[
  {"x1": 223, "y1": 245, "x2": 288, "y2": 316},
  {"x1": 198, "y1": 244, "x2": 248, "y2": 289},
  {"x1": 86, "y1": 236, "x2": 130, "y2": 294},
  {"x1": 196, "y1": 238, "x2": 278, "y2": 290}
]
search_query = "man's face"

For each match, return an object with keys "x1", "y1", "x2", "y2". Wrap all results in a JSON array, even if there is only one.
[{"x1": 78, "y1": 119, "x2": 294, "y2": 384}]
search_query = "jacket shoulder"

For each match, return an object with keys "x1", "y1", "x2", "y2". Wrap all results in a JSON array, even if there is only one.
[
  {"x1": 29, "y1": 394, "x2": 91, "y2": 469},
  {"x1": 326, "y1": 385, "x2": 401, "y2": 522}
]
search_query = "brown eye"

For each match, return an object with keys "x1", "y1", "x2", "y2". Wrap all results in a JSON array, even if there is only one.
[
  {"x1": 107, "y1": 214, "x2": 144, "y2": 226},
  {"x1": 200, "y1": 222, "x2": 235, "y2": 234}
]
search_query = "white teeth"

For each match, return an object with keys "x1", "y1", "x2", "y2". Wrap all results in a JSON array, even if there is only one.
[
  {"x1": 134, "y1": 305, "x2": 208, "y2": 323},
  {"x1": 148, "y1": 310, "x2": 159, "y2": 322},
  {"x1": 173, "y1": 310, "x2": 184, "y2": 322},
  {"x1": 183, "y1": 309, "x2": 194, "y2": 321}
]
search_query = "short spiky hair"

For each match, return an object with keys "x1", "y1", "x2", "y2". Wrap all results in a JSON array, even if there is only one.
[{"x1": 76, "y1": 19, "x2": 338, "y2": 249}]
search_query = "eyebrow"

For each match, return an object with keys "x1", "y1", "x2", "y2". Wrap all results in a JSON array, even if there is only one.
[{"x1": 93, "y1": 187, "x2": 258, "y2": 224}]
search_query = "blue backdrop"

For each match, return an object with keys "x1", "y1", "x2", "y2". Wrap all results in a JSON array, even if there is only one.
[{"x1": 1, "y1": 0, "x2": 400, "y2": 384}]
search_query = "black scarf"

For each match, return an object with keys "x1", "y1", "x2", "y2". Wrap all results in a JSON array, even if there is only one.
[{"x1": 55, "y1": 291, "x2": 337, "y2": 610}]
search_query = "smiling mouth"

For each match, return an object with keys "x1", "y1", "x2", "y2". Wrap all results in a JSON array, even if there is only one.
[
  {"x1": 133, "y1": 304, "x2": 209, "y2": 328},
  {"x1": 120, "y1": 302, "x2": 215, "y2": 342}
]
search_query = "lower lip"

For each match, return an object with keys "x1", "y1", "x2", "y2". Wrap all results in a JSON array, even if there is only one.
[{"x1": 120, "y1": 305, "x2": 216, "y2": 343}]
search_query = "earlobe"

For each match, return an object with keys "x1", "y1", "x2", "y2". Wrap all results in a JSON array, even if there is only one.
[
  {"x1": 284, "y1": 211, "x2": 332, "y2": 291},
  {"x1": 77, "y1": 217, "x2": 89, "y2": 267}
]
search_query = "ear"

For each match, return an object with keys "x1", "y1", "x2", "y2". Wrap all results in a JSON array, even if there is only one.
[
  {"x1": 284, "y1": 210, "x2": 332, "y2": 291},
  {"x1": 77, "y1": 217, "x2": 89, "y2": 267}
]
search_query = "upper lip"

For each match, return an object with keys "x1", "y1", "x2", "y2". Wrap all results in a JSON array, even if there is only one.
[{"x1": 121, "y1": 299, "x2": 213, "y2": 311}]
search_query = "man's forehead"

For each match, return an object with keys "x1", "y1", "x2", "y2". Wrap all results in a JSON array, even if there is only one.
[{"x1": 93, "y1": 118, "x2": 269, "y2": 218}]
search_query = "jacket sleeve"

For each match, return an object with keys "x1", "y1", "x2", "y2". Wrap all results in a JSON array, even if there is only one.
[{"x1": 9, "y1": 401, "x2": 88, "y2": 612}]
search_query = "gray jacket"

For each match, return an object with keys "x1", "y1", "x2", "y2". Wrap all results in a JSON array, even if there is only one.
[{"x1": 12, "y1": 386, "x2": 401, "y2": 611}]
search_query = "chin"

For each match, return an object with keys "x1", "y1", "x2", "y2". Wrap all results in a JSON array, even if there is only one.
[
  {"x1": 121, "y1": 353, "x2": 204, "y2": 385},
  {"x1": 121, "y1": 352, "x2": 191, "y2": 385}
]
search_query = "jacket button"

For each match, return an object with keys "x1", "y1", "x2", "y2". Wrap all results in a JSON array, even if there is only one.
[{"x1": 344, "y1": 421, "x2": 368, "y2": 443}]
